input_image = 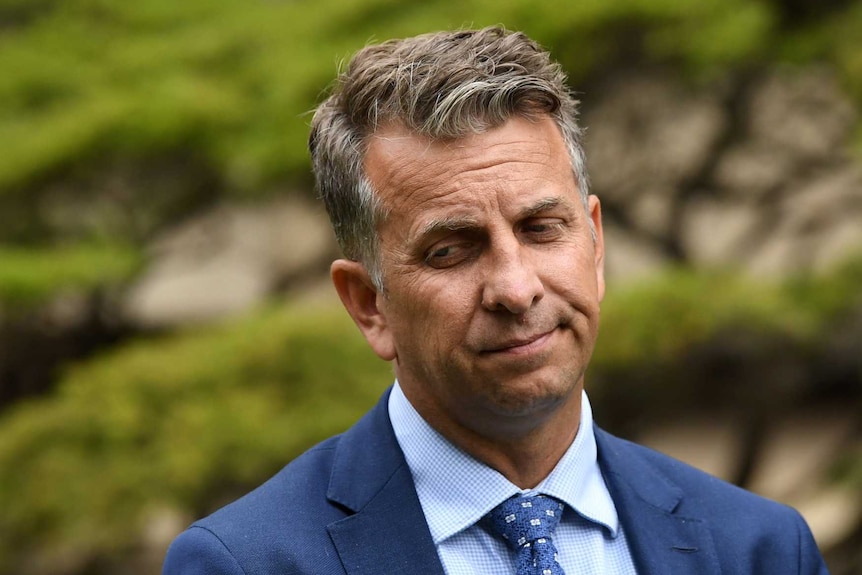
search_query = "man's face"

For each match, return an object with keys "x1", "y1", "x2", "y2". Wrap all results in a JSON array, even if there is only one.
[{"x1": 344, "y1": 115, "x2": 604, "y2": 440}]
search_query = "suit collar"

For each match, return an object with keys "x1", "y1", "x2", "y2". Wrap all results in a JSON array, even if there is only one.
[
  {"x1": 326, "y1": 387, "x2": 404, "y2": 512},
  {"x1": 595, "y1": 427, "x2": 721, "y2": 575},
  {"x1": 326, "y1": 388, "x2": 446, "y2": 575}
]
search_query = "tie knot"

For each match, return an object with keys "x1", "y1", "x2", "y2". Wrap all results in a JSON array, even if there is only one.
[{"x1": 487, "y1": 494, "x2": 564, "y2": 551}]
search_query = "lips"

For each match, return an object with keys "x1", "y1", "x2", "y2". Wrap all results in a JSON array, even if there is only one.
[{"x1": 481, "y1": 328, "x2": 556, "y2": 354}]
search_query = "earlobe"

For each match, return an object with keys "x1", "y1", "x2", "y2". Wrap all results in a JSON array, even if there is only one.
[
  {"x1": 330, "y1": 259, "x2": 396, "y2": 361},
  {"x1": 588, "y1": 195, "x2": 606, "y2": 302}
]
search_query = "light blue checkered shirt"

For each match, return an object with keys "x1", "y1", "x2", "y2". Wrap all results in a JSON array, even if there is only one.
[{"x1": 388, "y1": 382, "x2": 638, "y2": 575}]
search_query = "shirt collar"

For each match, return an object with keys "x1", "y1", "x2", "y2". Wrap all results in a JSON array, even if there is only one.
[{"x1": 388, "y1": 381, "x2": 620, "y2": 544}]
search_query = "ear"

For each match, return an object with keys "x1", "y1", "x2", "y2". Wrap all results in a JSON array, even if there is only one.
[
  {"x1": 330, "y1": 259, "x2": 396, "y2": 361},
  {"x1": 588, "y1": 195, "x2": 606, "y2": 302}
]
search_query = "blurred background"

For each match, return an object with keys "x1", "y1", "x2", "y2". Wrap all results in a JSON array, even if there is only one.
[{"x1": 1, "y1": 0, "x2": 861, "y2": 573}]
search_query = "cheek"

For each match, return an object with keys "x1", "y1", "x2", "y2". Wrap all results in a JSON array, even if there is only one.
[
  {"x1": 387, "y1": 289, "x2": 458, "y2": 342},
  {"x1": 413, "y1": 286, "x2": 476, "y2": 342},
  {"x1": 545, "y1": 250, "x2": 602, "y2": 303},
  {"x1": 565, "y1": 244, "x2": 600, "y2": 282}
]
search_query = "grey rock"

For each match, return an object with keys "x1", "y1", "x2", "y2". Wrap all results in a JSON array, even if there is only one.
[
  {"x1": 122, "y1": 197, "x2": 335, "y2": 328},
  {"x1": 585, "y1": 73, "x2": 727, "y2": 204},
  {"x1": 713, "y1": 143, "x2": 794, "y2": 200},
  {"x1": 746, "y1": 68, "x2": 857, "y2": 163},
  {"x1": 680, "y1": 197, "x2": 762, "y2": 267},
  {"x1": 602, "y1": 220, "x2": 670, "y2": 281}
]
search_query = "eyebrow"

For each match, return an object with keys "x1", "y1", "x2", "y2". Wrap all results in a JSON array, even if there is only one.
[
  {"x1": 415, "y1": 215, "x2": 481, "y2": 244},
  {"x1": 516, "y1": 197, "x2": 565, "y2": 220}
]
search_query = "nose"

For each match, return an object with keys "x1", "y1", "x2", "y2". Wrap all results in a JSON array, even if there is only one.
[{"x1": 480, "y1": 242, "x2": 544, "y2": 315}]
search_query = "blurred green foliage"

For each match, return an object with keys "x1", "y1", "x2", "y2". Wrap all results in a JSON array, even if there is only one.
[
  {"x1": 0, "y1": 302, "x2": 392, "y2": 570},
  {"x1": 595, "y1": 270, "x2": 807, "y2": 367},
  {"x1": 588, "y1": 257, "x2": 862, "y2": 430},
  {"x1": 0, "y1": 243, "x2": 139, "y2": 307},
  {"x1": 0, "y1": 256, "x2": 859, "y2": 569},
  {"x1": 0, "y1": 0, "x2": 838, "y2": 196},
  {"x1": 592, "y1": 254, "x2": 862, "y2": 377},
  {"x1": 3, "y1": 0, "x2": 862, "y2": 306}
]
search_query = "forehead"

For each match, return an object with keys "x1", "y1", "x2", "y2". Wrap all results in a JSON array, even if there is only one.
[{"x1": 363, "y1": 116, "x2": 577, "y2": 221}]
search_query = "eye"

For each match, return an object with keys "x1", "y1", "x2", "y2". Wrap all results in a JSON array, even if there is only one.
[
  {"x1": 423, "y1": 241, "x2": 476, "y2": 268},
  {"x1": 521, "y1": 218, "x2": 565, "y2": 240},
  {"x1": 432, "y1": 245, "x2": 452, "y2": 258},
  {"x1": 523, "y1": 222, "x2": 552, "y2": 233}
]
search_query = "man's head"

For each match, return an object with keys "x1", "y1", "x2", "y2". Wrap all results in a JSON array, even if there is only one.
[
  {"x1": 309, "y1": 26, "x2": 590, "y2": 290},
  {"x1": 311, "y1": 27, "x2": 604, "y2": 451}
]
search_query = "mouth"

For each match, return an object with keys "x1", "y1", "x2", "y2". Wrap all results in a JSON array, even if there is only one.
[{"x1": 481, "y1": 328, "x2": 556, "y2": 355}]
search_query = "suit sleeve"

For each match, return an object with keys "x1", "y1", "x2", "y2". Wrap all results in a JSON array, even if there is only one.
[{"x1": 162, "y1": 526, "x2": 246, "y2": 575}]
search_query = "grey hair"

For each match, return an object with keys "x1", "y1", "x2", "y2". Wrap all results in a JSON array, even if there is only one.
[{"x1": 309, "y1": 26, "x2": 590, "y2": 290}]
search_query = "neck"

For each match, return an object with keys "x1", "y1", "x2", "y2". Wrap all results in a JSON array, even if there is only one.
[
  {"x1": 474, "y1": 417, "x2": 581, "y2": 489},
  {"x1": 411, "y1": 388, "x2": 583, "y2": 489}
]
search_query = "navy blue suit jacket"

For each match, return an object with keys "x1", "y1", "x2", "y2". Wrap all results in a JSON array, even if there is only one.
[{"x1": 163, "y1": 389, "x2": 829, "y2": 574}]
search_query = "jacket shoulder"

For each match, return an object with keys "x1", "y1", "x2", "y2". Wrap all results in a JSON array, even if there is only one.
[
  {"x1": 595, "y1": 427, "x2": 828, "y2": 573},
  {"x1": 164, "y1": 435, "x2": 350, "y2": 574},
  {"x1": 200, "y1": 435, "x2": 344, "y2": 531},
  {"x1": 598, "y1": 429, "x2": 786, "y2": 512}
]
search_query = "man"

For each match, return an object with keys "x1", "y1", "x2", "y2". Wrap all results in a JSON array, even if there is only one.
[{"x1": 163, "y1": 27, "x2": 828, "y2": 574}]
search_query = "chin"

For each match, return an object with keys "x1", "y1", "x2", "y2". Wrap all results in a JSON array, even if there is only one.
[{"x1": 485, "y1": 371, "x2": 579, "y2": 418}]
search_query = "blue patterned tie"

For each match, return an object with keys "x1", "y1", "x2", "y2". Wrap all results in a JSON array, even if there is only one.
[{"x1": 488, "y1": 494, "x2": 566, "y2": 575}]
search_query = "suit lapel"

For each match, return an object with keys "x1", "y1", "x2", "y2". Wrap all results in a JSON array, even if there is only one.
[
  {"x1": 326, "y1": 389, "x2": 446, "y2": 575},
  {"x1": 595, "y1": 427, "x2": 721, "y2": 575}
]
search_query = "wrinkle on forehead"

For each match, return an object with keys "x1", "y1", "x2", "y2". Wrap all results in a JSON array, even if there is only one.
[
  {"x1": 371, "y1": 130, "x2": 554, "y2": 167},
  {"x1": 365, "y1": 119, "x2": 564, "y2": 210}
]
